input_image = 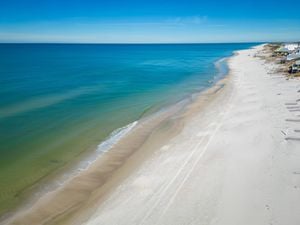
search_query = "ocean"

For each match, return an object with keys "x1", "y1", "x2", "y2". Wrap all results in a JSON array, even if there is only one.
[{"x1": 0, "y1": 43, "x2": 255, "y2": 214}]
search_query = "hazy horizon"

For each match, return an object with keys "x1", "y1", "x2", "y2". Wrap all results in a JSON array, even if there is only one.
[
  {"x1": 0, "y1": 0, "x2": 300, "y2": 43},
  {"x1": 0, "y1": 41, "x2": 265, "y2": 44}
]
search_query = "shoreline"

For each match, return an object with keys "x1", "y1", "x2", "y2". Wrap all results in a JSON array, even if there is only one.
[
  {"x1": 58, "y1": 50, "x2": 241, "y2": 225},
  {"x1": 62, "y1": 44, "x2": 300, "y2": 225},
  {"x1": 0, "y1": 49, "x2": 237, "y2": 224}
]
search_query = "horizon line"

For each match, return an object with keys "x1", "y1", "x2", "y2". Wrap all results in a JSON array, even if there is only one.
[{"x1": 0, "y1": 41, "x2": 267, "y2": 45}]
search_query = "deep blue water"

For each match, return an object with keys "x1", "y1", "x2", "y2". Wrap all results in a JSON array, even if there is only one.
[{"x1": 0, "y1": 43, "x2": 256, "y2": 212}]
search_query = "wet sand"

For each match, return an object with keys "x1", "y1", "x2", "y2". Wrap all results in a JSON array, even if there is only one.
[{"x1": 3, "y1": 45, "x2": 300, "y2": 225}]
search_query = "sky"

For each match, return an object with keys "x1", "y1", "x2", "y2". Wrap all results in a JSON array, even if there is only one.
[{"x1": 0, "y1": 0, "x2": 300, "y2": 43}]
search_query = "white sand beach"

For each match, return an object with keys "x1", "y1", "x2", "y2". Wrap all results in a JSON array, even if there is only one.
[{"x1": 4, "y1": 45, "x2": 300, "y2": 225}]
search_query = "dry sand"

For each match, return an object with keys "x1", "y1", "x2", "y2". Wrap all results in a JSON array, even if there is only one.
[{"x1": 3, "y1": 45, "x2": 300, "y2": 225}]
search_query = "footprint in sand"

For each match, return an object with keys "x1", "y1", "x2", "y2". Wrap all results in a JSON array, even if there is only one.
[
  {"x1": 286, "y1": 119, "x2": 300, "y2": 122},
  {"x1": 285, "y1": 137, "x2": 300, "y2": 141}
]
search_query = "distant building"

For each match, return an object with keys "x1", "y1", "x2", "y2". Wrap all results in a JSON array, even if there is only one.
[
  {"x1": 289, "y1": 60, "x2": 300, "y2": 73},
  {"x1": 287, "y1": 52, "x2": 300, "y2": 61},
  {"x1": 275, "y1": 43, "x2": 300, "y2": 55},
  {"x1": 275, "y1": 47, "x2": 291, "y2": 55},
  {"x1": 283, "y1": 43, "x2": 300, "y2": 51}
]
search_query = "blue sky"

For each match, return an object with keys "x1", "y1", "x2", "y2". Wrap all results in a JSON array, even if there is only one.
[{"x1": 0, "y1": 0, "x2": 300, "y2": 43}]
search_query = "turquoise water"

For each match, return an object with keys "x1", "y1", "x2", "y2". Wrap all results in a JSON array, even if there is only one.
[{"x1": 0, "y1": 43, "x2": 255, "y2": 213}]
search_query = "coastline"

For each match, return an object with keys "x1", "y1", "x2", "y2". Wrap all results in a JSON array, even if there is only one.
[
  {"x1": 64, "y1": 44, "x2": 300, "y2": 225},
  {"x1": 2, "y1": 43, "x2": 251, "y2": 217},
  {"x1": 5, "y1": 43, "x2": 300, "y2": 225},
  {"x1": 0, "y1": 49, "x2": 236, "y2": 224}
]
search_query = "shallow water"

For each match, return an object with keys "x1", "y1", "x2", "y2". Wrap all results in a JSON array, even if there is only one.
[{"x1": 0, "y1": 43, "x2": 256, "y2": 214}]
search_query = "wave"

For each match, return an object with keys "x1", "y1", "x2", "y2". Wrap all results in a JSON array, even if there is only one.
[
  {"x1": 0, "y1": 120, "x2": 140, "y2": 221},
  {"x1": 214, "y1": 57, "x2": 230, "y2": 80},
  {"x1": 53, "y1": 121, "x2": 139, "y2": 187},
  {"x1": 97, "y1": 121, "x2": 138, "y2": 153}
]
